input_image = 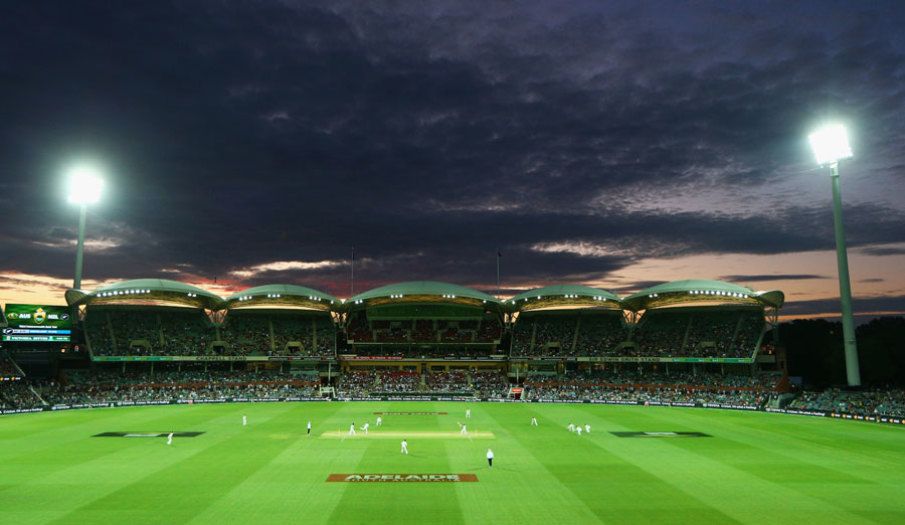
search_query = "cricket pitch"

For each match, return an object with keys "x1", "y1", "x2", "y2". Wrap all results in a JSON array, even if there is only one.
[{"x1": 320, "y1": 430, "x2": 495, "y2": 439}]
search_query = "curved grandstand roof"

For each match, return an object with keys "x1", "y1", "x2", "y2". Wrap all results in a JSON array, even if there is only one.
[
  {"x1": 508, "y1": 284, "x2": 621, "y2": 312},
  {"x1": 224, "y1": 284, "x2": 337, "y2": 311},
  {"x1": 346, "y1": 281, "x2": 501, "y2": 309},
  {"x1": 622, "y1": 279, "x2": 784, "y2": 311},
  {"x1": 66, "y1": 279, "x2": 222, "y2": 309}
]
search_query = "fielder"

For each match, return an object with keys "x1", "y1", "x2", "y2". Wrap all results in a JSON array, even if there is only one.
[
  {"x1": 242, "y1": 415, "x2": 247, "y2": 427},
  {"x1": 166, "y1": 432, "x2": 174, "y2": 445},
  {"x1": 486, "y1": 448, "x2": 494, "y2": 468},
  {"x1": 585, "y1": 424, "x2": 591, "y2": 434},
  {"x1": 568, "y1": 423, "x2": 575, "y2": 432},
  {"x1": 465, "y1": 408, "x2": 471, "y2": 419},
  {"x1": 349, "y1": 423, "x2": 356, "y2": 436},
  {"x1": 361, "y1": 422, "x2": 370, "y2": 435},
  {"x1": 460, "y1": 424, "x2": 468, "y2": 435},
  {"x1": 307, "y1": 420, "x2": 312, "y2": 435},
  {"x1": 576, "y1": 426, "x2": 582, "y2": 436},
  {"x1": 376, "y1": 416, "x2": 382, "y2": 427},
  {"x1": 531, "y1": 417, "x2": 538, "y2": 426},
  {"x1": 401, "y1": 439, "x2": 408, "y2": 454}
]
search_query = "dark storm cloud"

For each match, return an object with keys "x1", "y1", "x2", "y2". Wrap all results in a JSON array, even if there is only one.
[
  {"x1": 1, "y1": 1, "x2": 904, "y2": 303},
  {"x1": 720, "y1": 274, "x2": 828, "y2": 282},
  {"x1": 858, "y1": 246, "x2": 905, "y2": 256},
  {"x1": 782, "y1": 294, "x2": 905, "y2": 317}
]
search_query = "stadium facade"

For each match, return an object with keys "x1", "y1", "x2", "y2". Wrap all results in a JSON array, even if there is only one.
[{"x1": 56, "y1": 279, "x2": 783, "y2": 377}]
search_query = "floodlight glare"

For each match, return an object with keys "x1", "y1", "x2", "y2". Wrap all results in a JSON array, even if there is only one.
[
  {"x1": 808, "y1": 123, "x2": 852, "y2": 165},
  {"x1": 66, "y1": 165, "x2": 105, "y2": 205}
]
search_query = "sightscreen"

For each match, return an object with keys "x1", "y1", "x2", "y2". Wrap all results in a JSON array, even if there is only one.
[{"x1": 2, "y1": 304, "x2": 72, "y2": 342}]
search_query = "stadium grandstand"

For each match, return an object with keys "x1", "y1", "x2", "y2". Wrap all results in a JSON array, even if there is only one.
[
  {"x1": 67, "y1": 279, "x2": 221, "y2": 358},
  {"x1": 507, "y1": 280, "x2": 783, "y2": 395},
  {"x1": 509, "y1": 284, "x2": 625, "y2": 359},
  {"x1": 342, "y1": 281, "x2": 504, "y2": 355},
  {"x1": 338, "y1": 281, "x2": 509, "y2": 397},
  {"x1": 621, "y1": 280, "x2": 782, "y2": 361},
  {"x1": 220, "y1": 284, "x2": 338, "y2": 360}
]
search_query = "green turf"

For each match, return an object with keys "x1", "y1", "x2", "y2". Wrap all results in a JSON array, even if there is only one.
[{"x1": 1, "y1": 402, "x2": 904, "y2": 524}]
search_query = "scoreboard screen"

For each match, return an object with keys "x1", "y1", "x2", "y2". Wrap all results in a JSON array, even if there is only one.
[{"x1": 2, "y1": 304, "x2": 72, "y2": 342}]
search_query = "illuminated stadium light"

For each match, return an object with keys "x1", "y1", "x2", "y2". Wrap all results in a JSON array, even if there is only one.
[
  {"x1": 809, "y1": 123, "x2": 852, "y2": 166},
  {"x1": 66, "y1": 164, "x2": 105, "y2": 205},
  {"x1": 66, "y1": 163, "x2": 105, "y2": 291}
]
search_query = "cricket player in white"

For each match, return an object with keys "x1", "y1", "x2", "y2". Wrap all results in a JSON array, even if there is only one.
[
  {"x1": 568, "y1": 423, "x2": 575, "y2": 432},
  {"x1": 376, "y1": 416, "x2": 382, "y2": 427},
  {"x1": 166, "y1": 432, "x2": 174, "y2": 445},
  {"x1": 465, "y1": 408, "x2": 471, "y2": 419},
  {"x1": 585, "y1": 424, "x2": 591, "y2": 434},
  {"x1": 401, "y1": 439, "x2": 408, "y2": 454},
  {"x1": 460, "y1": 424, "x2": 468, "y2": 435},
  {"x1": 362, "y1": 422, "x2": 369, "y2": 435},
  {"x1": 531, "y1": 417, "x2": 538, "y2": 426},
  {"x1": 576, "y1": 426, "x2": 582, "y2": 436},
  {"x1": 242, "y1": 415, "x2": 247, "y2": 426},
  {"x1": 486, "y1": 448, "x2": 494, "y2": 468},
  {"x1": 349, "y1": 423, "x2": 356, "y2": 436},
  {"x1": 307, "y1": 420, "x2": 312, "y2": 435}
]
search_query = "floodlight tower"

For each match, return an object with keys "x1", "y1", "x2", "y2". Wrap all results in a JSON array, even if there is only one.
[
  {"x1": 808, "y1": 123, "x2": 860, "y2": 386},
  {"x1": 66, "y1": 165, "x2": 104, "y2": 290}
]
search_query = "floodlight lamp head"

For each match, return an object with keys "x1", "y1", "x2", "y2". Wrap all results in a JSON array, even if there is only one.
[
  {"x1": 808, "y1": 123, "x2": 853, "y2": 166},
  {"x1": 66, "y1": 165, "x2": 104, "y2": 205}
]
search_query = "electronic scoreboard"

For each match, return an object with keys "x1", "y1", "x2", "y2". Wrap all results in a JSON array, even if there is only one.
[{"x1": 2, "y1": 304, "x2": 72, "y2": 342}]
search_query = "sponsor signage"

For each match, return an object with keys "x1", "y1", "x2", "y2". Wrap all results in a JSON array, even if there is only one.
[
  {"x1": 574, "y1": 356, "x2": 753, "y2": 364},
  {"x1": 327, "y1": 473, "x2": 478, "y2": 483},
  {"x1": 92, "y1": 355, "x2": 271, "y2": 362}
]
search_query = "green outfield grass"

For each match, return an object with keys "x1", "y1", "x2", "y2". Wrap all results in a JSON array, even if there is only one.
[{"x1": 2, "y1": 402, "x2": 904, "y2": 524}]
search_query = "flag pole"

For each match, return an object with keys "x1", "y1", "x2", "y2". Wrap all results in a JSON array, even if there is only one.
[
  {"x1": 496, "y1": 248, "x2": 501, "y2": 298},
  {"x1": 350, "y1": 246, "x2": 355, "y2": 297}
]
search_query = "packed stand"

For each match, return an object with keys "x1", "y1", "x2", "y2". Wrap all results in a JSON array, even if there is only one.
[
  {"x1": 523, "y1": 369, "x2": 777, "y2": 408},
  {"x1": 218, "y1": 313, "x2": 271, "y2": 355},
  {"x1": 347, "y1": 315, "x2": 502, "y2": 345},
  {"x1": 788, "y1": 388, "x2": 905, "y2": 418},
  {"x1": 632, "y1": 309, "x2": 764, "y2": 358},
  {"x1": 30, "y1": 366, "x2": 320, "y2": 406},
  {"x1": 0, "y1": 380, "x2": 43, "y2": 410},
  {"x1": 335, "y1": 368, "x2": 508, "y2": 398},
  {"x1": 574, "y1": 314, "x2": 625, "y2": 356}
]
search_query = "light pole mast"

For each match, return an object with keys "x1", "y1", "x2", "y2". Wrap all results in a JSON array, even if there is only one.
[
  {"x1": 829, "y1": 161, "x2": 860, "y2": 386},
  {"x1": 809, "y1": 124, "x2": 860, "y2": 386},
  {"x1": 74, "y1": 204, "x2": 88, "y2": 289}
]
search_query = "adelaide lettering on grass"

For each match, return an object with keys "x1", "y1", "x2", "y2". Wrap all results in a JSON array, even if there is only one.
[{"x1": 327, "y1": 474, "x2": 478, "y2": 482}]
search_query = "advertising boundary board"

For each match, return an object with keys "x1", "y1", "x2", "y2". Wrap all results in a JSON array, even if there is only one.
[{"x1": 2, "y1": 397, "x2": 904, "y2": 427}]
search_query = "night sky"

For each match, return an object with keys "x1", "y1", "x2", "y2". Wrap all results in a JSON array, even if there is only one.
[{"x1": 1, "y1": 1, "x2": 904, "y2": 319}]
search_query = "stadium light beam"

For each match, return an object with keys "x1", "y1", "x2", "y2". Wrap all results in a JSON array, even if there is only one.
[
  {"x1": 66, "y1": 164, "x2": 105, "y2": 290},
  {"x1": 808, "y1": 123, "x2": 860, "y2": 387}
]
